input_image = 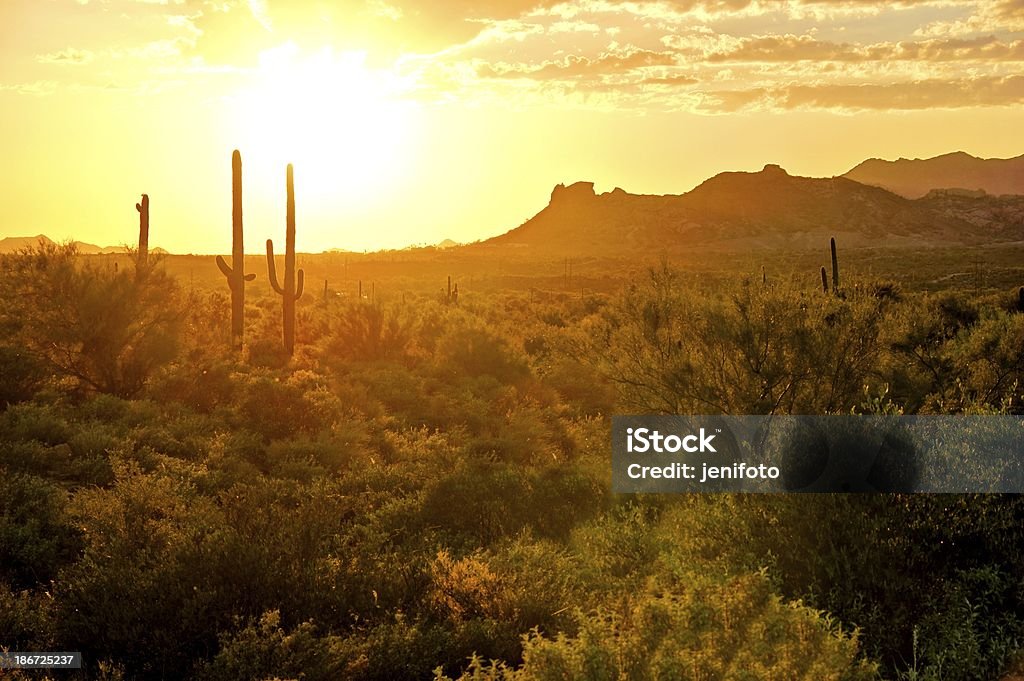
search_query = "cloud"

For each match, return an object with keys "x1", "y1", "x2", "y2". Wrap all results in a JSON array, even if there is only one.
[
  {"x1": 36, "y1": 48, "x2": 95, "y2": 65},
  {"x1": 0, "y1": 81, "x2": 59, "y2": 96},
  {"x1": 708, "y1": 34, "x2": 1024, "y2": 63},
  {"x1": 692, "y1": 74, "x2": 1024, "y2": 112},
  {"x1": 639, "y1": 73, "x2": 700, "y2": 85},
  {"x1": 706, "y1": 34, "x2": 1024, "y2": 63},
  {"x1": 779, "y1": 74, "x2": 1024, "y2": 109},
  {"x1": 478, "y1": 48, "x2": 680, "y2": 79}
]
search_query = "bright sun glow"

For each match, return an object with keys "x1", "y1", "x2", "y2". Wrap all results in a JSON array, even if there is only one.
[{"x1": 232, "y1": 43, "x2": 417, "y2": 203}]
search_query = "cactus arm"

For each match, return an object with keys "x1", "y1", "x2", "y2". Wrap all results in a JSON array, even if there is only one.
[
  {"x1": 295, "y1": 269, "x2": 304, "y2": 300},
  {"x1": 216, "y1": 254, "x2": 234, "y2": 278},
  {"x1": 266, "y1": 239, "x2": 285, "y2": 294}
]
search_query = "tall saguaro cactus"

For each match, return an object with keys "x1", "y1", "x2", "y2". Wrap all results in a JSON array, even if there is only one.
[
  {"x1": 135, "y1": 194, "x2": 149, "y2": 276},
  {"x1": 830, "y1": 237, "x2": 839, "y2": 294},
  {"x1": 266, "y1": 163, "x2": 304, "y2": 355},
  {"x1": 216, "y1": 150, "x2": 256, "y2": 351}
]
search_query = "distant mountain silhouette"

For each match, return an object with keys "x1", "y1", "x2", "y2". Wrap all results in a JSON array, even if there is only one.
[
  {"x1": 843, "y1": 151, "x2": 1024, "y2": 199},
  {"x1": 0, "y1": 234, "x2": 57, "y2": 253},
  {"x1": 486, "y1": 164, "x2": 1024, "y2": 254},
  {"x1": 0, "y1": 235, "x2": 168, "y2": 255}
]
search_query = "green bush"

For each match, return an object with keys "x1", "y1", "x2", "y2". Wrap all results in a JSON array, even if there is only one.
[
  {"x1": 438, "y1": 573, "x2": 876, "y2": 681},
  {"x1": 0, "y1": 243, "x2": 184, "y2": 398},
  {"x1": 0, "y1": 472, "x2": 81, "y2": 588}
]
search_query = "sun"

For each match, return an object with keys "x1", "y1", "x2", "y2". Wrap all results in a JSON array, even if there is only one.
[{"x1": 231, "y1": 43, "x2": 417, "y2": 203}]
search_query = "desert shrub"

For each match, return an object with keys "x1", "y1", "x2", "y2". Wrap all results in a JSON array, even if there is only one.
[
  {"x1": 0, "y1": 403, "x2": 115, "y2": 485},
  {"x1": 148, "y1": 359, "x2": 239, "y2": 413},
  {"x1": 0, "y1": 243, "x2": 184, "y2": 397},
  {"x1": 49, "y1": 471, "x2": 347, "y2": 678},
  {"x1": 944, "y1": 312, "x2": 1024, "y2": 411},
  {"x1": 420, "y1": 461, "x2": 606, "y2": 548},
  {"x1": 655, "y1": 494, "x2": 1024, "y2": 679},
  {"x1": 237, "y1": 373, "x2": 327, "y2": 440},
  {"x1": 884, "y1": 300, "x2": 1024, "y2": 412},
  {"x1": 436, "y1": 324, "x2": 530, "y2": 385},
  {"x1": 420, "y1": 463, "x2": 535, "y2": 546},
  {"x1": 246, "y1": 336, "x2": 292, "y2": 369},
  {"x1": 264, "y1": 436, "x2": 350, "y2": 481},
  {"x1": 0, "y1": 401, "x2": 74, "y2": 445},
  {"x1": 583, "y1": 265, "x2": 886, "y2": 414},
  {"x1": 0, "y1": 472, "x2": 81, "y2": 588},
  {"x1": 0, "y1": 344, "x2": 46, "y2": 408},
  {"x1": 908, "y1": 565, "x2": 1024, "y2": 681},
  {"x1": 323, "y1": 301, "x2": 414, "y2": 363},
  {"x1": 437, "y1": 572, "x2": 876, "y2": 681},
  {"x1": 568, "y1": 504, "x2": 664, "y2": 593},
  {"x1": 199, "y1": 610, "x2": 351, "y2": 681},
  {"x1": 0, "y1": 583, "x2": 54, "y2": 652},
  {"x1": 539, "y1": 358, "x2": 617, "y2": 416},
  {"x1": 427, "y1": 537, "x2": 582, "y2": 661}
]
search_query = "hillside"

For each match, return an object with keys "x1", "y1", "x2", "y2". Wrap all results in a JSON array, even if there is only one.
[
  {"x1": 843, "y1": 151, "x2": 1024, "y2": 199},
  {"x1": 486, "y1": 164, "x2": 1024, "y2": 255}
]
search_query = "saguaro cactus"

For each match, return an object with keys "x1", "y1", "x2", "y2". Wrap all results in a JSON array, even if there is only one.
[
  {"x1": 830, "y1": 237, "x2": 839, "y2": 294},
  {"x1": 266, "y1": 163, "x2": 304, "y2": 355},
  {"x1": 820, "y1": 266, "x2": 829, "y2": 294},
  {"x1": 135, "y1": 194, "x2": 149, "y2": 275},
  {"x1": 216, "y1": 150, "x2": 256, "y2": 351}
]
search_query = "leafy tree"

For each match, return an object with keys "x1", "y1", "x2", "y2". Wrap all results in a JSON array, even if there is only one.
[{"x1": 0, "y1": 243, "x2": 184, "y2": 397}]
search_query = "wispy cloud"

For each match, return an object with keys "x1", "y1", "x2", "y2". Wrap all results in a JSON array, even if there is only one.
[
  {"x1": 36, "y1": 48, "x2": 94, "y2": 65},
  {"x1": 706, "y1": 35, "x2": 1024, "y2": 63},
  {"x1": 479, "y1": 48, "x2": 680, "y2": 79},
  {"x1": 691, "y1": 74, "x2": 1024, "y2": 112},
  {"x1": 0, "y1": 81, "x2": 59, "y2": 96}
]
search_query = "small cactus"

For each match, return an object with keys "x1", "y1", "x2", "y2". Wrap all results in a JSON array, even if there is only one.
[
  {"x1": 266, "y1": 164, "x2": 304, "y2": 356},
  {"x1": 445, "y1": 275, "x2": 459, "y2": 305},
  {"x1": 821, "y1": 266, "x2": 828, "y2": 294},
  {"x1": 216, "y1": 150, "x2": 256, "y2": 352}
]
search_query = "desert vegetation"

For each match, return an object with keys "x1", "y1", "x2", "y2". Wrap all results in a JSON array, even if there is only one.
[{"x1": 2, "y1": 236, "x2": 1024, "y2": 681}]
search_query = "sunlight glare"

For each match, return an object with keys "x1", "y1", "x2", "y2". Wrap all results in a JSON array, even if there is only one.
[{"x1": 233, "y1": 43, "x2": 417, "y2": 203}]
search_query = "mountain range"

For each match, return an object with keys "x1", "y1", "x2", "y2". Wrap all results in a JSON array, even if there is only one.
[
  {"x1": 843, "y1": 151, "x2": 1024, "y2": 199},
  {"x1": 0, "y1": 234, "x2": 168, "y2": 256},
  {"x1": 486, "y1": 158, "x2": 1024, "y2": 254}
]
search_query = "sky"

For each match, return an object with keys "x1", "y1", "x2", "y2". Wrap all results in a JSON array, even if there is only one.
[{"x1": 1, "y1": 0, "x2": 1024, "y2": 254}]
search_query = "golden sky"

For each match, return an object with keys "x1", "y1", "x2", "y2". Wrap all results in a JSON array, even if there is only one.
[{"x1": 2, "y1": 0, "x2": 1024, "y2": 253}]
